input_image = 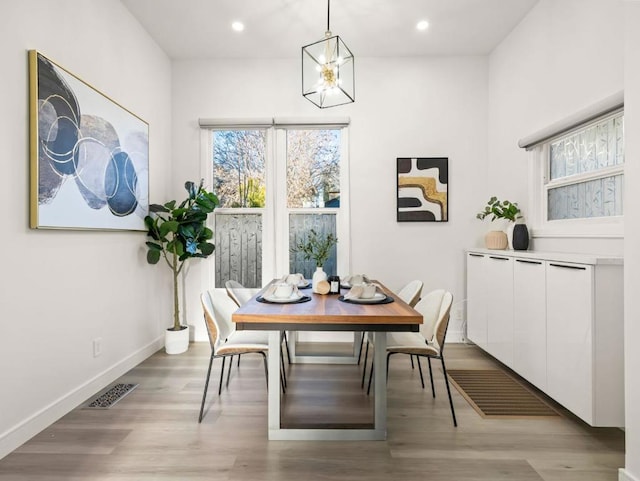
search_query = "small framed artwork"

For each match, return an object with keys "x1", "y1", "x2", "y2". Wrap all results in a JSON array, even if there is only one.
[
  {"x1": 29, "y1": 50, "x2": 149, "y2": 230},
  {"x1": 397, "y1": 157, "x2": 448, "y2": 222}
]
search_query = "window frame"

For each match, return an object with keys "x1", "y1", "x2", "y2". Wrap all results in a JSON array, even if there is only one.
[
  {"x1": 528, "y1": 109, "x2": 624, "y2": 239},
  {"x1": 200, "y1": 120, "x2": 351, "y2": 287}
]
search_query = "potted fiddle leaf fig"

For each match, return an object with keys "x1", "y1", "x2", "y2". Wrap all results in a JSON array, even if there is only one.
[{"x1": 144, "y1": 180, "x2": 219, "y2": 354}]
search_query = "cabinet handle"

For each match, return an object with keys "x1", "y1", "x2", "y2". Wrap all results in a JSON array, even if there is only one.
[
  {"x1": 468, "y1": 253, "x2": 484, "y2": 258},
  {"x1": 489, "y1": 256, "x2": 509, "y2": 261},
  {"x1": 549, "y1": 263, "x2": 586, "y2": 270},
  {"x1": 516, "y1": 259, "x2": 542, "y2": 265}
]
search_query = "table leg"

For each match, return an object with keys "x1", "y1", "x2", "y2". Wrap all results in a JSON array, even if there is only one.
[
  {"x1": 268, "y1": 330, "x2": 281, "y2": 436},
  {"x1": 373, "y1": 331, "x2": 387, "y2": 436}
]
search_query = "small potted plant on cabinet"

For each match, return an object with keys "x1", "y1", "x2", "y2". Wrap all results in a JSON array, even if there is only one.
[
  {"x1": 477, "y1": 197, "x2": 528, "y2": 250},
  {"x1": 144, "y1": 180, "x2": 219, "y2": 354},
  {"x1": 292, "y1": 229, "x2": 338, "y2": 293}
]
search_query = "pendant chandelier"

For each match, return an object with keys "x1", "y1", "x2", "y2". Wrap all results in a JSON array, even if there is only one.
[{"x1": 301, "y1": 0, "x2": 355, "y2": 108}]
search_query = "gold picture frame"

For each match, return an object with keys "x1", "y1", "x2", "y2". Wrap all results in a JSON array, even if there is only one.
[{"x1": 29, "y1": 50, "x2": 149, "y2": 230}]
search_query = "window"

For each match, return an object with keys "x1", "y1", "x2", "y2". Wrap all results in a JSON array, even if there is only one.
[
  {"x1": 202, "y1": 120, "x2": 350, "y2": 288},
  {"x1": 522, "y1": 100, "x2": 624, "y2": 238},
  {"x1": 545, "y1": 110, "x2": 624, "y2": 221}
]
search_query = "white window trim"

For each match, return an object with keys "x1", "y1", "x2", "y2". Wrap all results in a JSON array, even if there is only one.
[
  {"x1": 522, "y1": 99, "x2": 624, "y2": 240},
  {"x1": 199, "y1": 120, "x2": 351, "y2": 286}
]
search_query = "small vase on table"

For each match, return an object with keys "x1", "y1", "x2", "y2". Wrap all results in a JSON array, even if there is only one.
[{"x1": 312, "y1": 266, "x2": 328, "y2": 293}]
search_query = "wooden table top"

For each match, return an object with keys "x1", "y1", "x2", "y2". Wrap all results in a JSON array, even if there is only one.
[{"x1": 232, "y1": 281, "x2": 423, "y2": 332}]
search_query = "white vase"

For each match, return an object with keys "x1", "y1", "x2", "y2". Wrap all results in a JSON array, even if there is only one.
[
  {"x1": 312, "y1": 266, "x2": 328, "y2": 293},
  {"x1": 165, "y1": 325, "x2": 189, "y2": 354}
]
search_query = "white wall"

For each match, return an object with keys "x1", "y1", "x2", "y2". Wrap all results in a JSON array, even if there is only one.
[
  {"x1": 489, "y1": 1, "x2": 638, "y2": 479},
  {"x1": 623, "y1": 2, "x2": 640, "y2": 479},
  {"x1": 0, "y1": 0, "x2": 172, "y2": 459},
  {"x1": 488, "y1": 0, "x2": 624, "y2": 255},
  {"x1": 172, "y1": 56, "x2": 490, "y2": 342}
]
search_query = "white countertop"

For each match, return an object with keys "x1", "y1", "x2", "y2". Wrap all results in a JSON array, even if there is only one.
[{"x1": 466, "y1": 248, "x2": 623, "y2": 266}]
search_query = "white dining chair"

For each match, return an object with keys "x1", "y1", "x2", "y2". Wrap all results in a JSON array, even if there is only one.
[
  {"x1": 225, "y1": 279, "x2": 292, "y2": 369},
  {"x1": 199, "y1": 289, "x2": 284, "y2": 422},
  {"x1": 359, "y1": 280, "x2": 423, "y2": 387},
  {"x1": 366, "y1": 289, "x2": 458, "y2": 426}
]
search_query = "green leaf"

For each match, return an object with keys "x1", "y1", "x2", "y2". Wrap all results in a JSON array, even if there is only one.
[
  {"x1": 185, "y1": 181, "x2": 196, "y2": 198},
  {"x1": 145, "y1": 241, "x2": 162, "y2": 251},
  {"x1": 149, "y1": 204, "x2": 169, "y2": 213},
  {"x1": 159, "y1": 220, "x2": 179, "y2": 238},
  {"x1": 164, "y1": 200, "x2": 177, "y2": 210},
  {"x1": 201, "y1": 227, "x2": 213, "y2": 240},
  {"x1": 147, "y1": 249, "x2": 161, "y2": 264},
  {"x1": 167, "y1": 239, "x2": 185, "y2": 257},
  {"x1": 199, "y1": 242, "x2": 215, "y2": 256},
  {"x1": 171, "y1": 207, "x2": 187, "y2": 218}
]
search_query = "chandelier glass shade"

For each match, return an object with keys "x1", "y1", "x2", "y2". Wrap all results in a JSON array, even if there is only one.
[{"x1": 301, "y1": 2, "x2": 355, "y2": 108}]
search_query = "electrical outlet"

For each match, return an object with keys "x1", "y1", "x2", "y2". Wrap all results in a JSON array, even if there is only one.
[
  {"x1": 93, "y1": 338, "x2": 102, "y2": 358},
  {"x1": 455, "y1": 307, "x2": 464, "y2": 320}
]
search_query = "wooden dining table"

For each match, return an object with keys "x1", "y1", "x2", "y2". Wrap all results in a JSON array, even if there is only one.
[{"x1": 232, "y1": 281, "x2": 423, "y2": 441}]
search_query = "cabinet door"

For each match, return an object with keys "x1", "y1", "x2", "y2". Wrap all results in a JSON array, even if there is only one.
[
  {"x1": 466, "y1": 253, "x2": 487, "y2": 349},
  {"x1": 486, "y1": 255, "x2": 514, "y2": 366},
  {"x1": 513, "y1": 259, "x2": 546, "y2": 390},
  {"x1": 546, "y1": 262, "x2": 593, "y2": 424}
]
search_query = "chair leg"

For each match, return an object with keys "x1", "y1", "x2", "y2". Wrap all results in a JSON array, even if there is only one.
[
  {"x1": 410, "y1": 354, "x2": 415, "y2": 369},
  {"x1": 237, "y1": 354, "x2": 241, "y2": 367},
  {"x1": 416, "y1": 356, "x2": 425, "y2": 389},
  {"x1": 357, "y1": 332, "x2": 365, "y2": 364},
  {"x1": 361, "y1": 341, "x2": 369, "y2": 388},
  {"x1": 370, "y1": 352, "x2": 392, "y2": 395},
  {"x1": 259, "y1": 352, "x2": 268, "y2": 388},
  {"x1": 283, "y1": 331, "x2": 291, "y2": 365},
  {"x1": 280, "y1": 347, "x2": 287, "y2": 388},
  {"x1": 440, "y1": 356, "x2": 457, "y2": 427},
  {"x1": 198, "y1": 353, "x2": 215, "y2": 423},
  {"x1": 427, "y1": 357, "x2": 435, "y2": 398},
  {"x1": 226, "y1": 355, "x2": 234, "y2": 388},
  {"x1": 218, "y1": 356, "x2": 227, "y2": 395}
]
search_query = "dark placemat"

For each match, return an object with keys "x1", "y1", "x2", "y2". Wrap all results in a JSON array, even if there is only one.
[
  {"x1": 338, "y1": 295, "x2": 394, "y2": 305},
  {"x1": 257, "y1": 295, "x2": 312, "y2": 304}
]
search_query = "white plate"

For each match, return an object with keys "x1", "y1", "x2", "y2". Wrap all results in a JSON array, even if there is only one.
[
  {"x1": 262, "y1": 292, "x2": 305, "y2": 303},
  {"x1": 297, "y1": 280, "x2": 310, "y2": 288},
  {"x1": 343, "y1": 292, "x2": 387, "y2": 304}
]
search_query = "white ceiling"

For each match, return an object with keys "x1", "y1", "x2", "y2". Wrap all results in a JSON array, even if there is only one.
[{"x1": 121, "y1": 0, "x2": 539, "y2": 59}]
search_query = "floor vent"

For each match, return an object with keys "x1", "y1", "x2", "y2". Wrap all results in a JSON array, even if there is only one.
[
  {"x1": 447, "y1": 369, "x2": 559, "y2": 418},
  {"x1": 86, "y1": 383, "x2": 138, "y2": 408}
]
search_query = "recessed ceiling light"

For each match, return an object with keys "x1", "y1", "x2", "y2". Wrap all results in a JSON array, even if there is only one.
[
  {"x1": 416, "y1": 20, "x2": 429, "y2": 31},
  {"x1": 231, "y1": 21, "x2": 245, "y2": 32}
]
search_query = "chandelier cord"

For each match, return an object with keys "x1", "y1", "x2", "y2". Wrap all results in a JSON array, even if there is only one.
[{"x1": 326, "y1": 0, "x2": 331, "y2": 33}]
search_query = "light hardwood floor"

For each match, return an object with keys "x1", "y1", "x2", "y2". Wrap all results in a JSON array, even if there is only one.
[{"x1": 0, "y1": 342, "x2": 624, "y2": 480}]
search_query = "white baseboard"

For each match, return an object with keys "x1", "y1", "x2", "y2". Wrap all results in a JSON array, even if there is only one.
[
  {"x1": 0, "y1": 336, "x2": 164, "y2": 460},
  {"x1": 620, "y1": 468, "x2": 640, "y2": 481}
]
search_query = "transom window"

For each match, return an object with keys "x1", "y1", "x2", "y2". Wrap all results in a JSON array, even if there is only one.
[
  {"x1": 545, "y1": 110, "x2": 624, "y2": 221},
  {"x1": 522, "y1": 97, "x2": 624, "y2": 238}
]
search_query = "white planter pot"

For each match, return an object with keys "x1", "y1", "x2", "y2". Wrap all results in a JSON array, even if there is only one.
[{"x1": 165, "y1": 325, "x2": 189, "y2": 354}]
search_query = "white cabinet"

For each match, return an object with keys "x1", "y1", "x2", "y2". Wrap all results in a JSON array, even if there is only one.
[
  {"x1": 546, "y1": 262, "x2": 593, "y2": 423},
  {"x1": 466, "y1": 253, "x2": 487, "y2": 349},
  {"x1": 465, "y1": 249, "x2": 624, "y2": 427},
  {"x1": 485, "y1": 255, "x2": 514, "y2": 366},
  {"x1": 513, "y1": 259, "x2": 546, "y2": 391}
]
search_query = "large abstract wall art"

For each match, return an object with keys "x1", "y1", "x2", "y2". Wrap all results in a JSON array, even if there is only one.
[
  {"x1": 397, "y1": 157, "x2": 448, "y2": 222},
  {"x1": 29, "y1": 50, "x2": 149, "y2": 230}
]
